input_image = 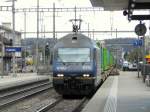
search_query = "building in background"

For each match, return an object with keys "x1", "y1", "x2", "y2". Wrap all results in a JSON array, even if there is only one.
[
  {"x1": 0, "y1": 23, "x2": 21, "y2": 74},
  {"x1": 144, "y1": 36, "x2": 150, "y2": 55}
]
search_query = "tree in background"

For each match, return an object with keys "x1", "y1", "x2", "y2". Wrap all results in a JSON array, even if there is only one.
[
  {"x1": 124, "y1": 52, "x2": 128, "y2": 60},
  {"x1": 128, "y1": 48, "x2": 142, "y2": 62},
  {"x1": 22, "y1": 50, "x2": 29, "y2": 58}
]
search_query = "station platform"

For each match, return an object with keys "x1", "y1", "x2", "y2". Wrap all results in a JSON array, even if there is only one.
[
  {"x1": 0, "y1": 73, "x2": 51, "y2": 91},
  {"x1": 82, "y1": 71, "x2": 150, "y2": 112}
]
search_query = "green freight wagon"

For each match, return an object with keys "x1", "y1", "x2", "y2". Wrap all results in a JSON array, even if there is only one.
[
  {"x1": 109, "y1": 52, "x2": 114, "y2": 66},
  {"x1": 102, "y1": 48, "x2": 108, "y2": 71},
  {"x1": 96, "y1": 42, "x2": 114, "y2": 72}
]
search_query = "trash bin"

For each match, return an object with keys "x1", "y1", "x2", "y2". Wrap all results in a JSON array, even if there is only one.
[{"x1": 141, "y1": 64, "x2": 150, "y2": 83}]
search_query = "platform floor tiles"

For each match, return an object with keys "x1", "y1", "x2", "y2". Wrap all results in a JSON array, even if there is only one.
[{"x1": 117, "y1": 71, "x2": 150, "y2": 112}]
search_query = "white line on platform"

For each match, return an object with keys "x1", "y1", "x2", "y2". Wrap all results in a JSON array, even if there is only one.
[{"x1": 103, "y1": 76, "x2": 118, "y2": 112}]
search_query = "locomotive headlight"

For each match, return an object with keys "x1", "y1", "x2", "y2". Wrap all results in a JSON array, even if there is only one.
[
  {"x1": 83, "y1": 74, "x2": 90, "y2": 77},
  {"x1": 82, "y1": 65, "x2": 91, "y2": 70},
  {"x1": 57, "y1": 74, "x2": 64, "y2": 77}
]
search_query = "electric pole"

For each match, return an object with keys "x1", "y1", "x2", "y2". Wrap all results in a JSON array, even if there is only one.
[{"x1": 36, "y1": 0, "x2": 39, "y2": 73}]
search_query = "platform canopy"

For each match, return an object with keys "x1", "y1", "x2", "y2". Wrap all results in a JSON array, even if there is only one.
[{"x1": 90, "y1": 0, "x2": 150, "y2": 10}]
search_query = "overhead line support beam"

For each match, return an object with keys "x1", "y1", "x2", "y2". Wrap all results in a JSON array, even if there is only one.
[
  {"x1": 20, "y1": 30, "x2": 134, "y2": 34},
  {"x1": 0, "y1": 6, "x2": 103, "y2": 12}
]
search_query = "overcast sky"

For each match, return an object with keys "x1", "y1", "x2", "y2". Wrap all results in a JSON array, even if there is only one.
[{"x1": 0, "y1": 0, "x2": 150, "y2": 40}]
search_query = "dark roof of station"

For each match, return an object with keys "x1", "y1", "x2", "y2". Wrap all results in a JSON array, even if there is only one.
[{"x1": 90, "y1": 0, "x2": 150, "y2": 10}]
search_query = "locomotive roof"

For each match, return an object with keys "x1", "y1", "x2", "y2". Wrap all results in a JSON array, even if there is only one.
[
  {"x1": 59, "y1": 33, "x2": 90, "y2": 40},
  {"x1": 54, "y1": 33, "x2": 98, "y2": 48}
]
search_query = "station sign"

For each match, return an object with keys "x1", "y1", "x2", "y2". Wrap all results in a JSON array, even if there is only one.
[
  {"x1": 133, "y1": 39, "x2": 143, "y2": 46},
  {"x1": 5, "y1": 47, "x2": 21, "y2": 52}
]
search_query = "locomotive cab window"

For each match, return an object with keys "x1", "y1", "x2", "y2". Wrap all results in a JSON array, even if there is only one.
[{"x1": 57, "y1": 48, "x2": 91, "y2": 63}]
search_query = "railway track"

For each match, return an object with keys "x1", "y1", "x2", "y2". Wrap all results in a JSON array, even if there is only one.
[
  {"x1": 36, "y1": 97, "x2": 63, "y2": 112},
  {"x1": 0, "y1": 68, "x2": 114, "y2": 112},
  {"x1": 36, "y1": 97, "x2": 88, "y2": 112},
  {"x1": 0, "y1": 79, "x2": 52, "y2": 108}
]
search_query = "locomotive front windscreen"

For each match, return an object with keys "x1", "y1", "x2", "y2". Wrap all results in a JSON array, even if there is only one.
[{"x1": 57, "y1": 48, "x2": 90, "y2": 62}]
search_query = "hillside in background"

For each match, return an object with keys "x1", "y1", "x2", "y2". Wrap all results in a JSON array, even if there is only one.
[
  {"x1": 104, "y1": 38, "x2": 138, "y2": 52},
  {"x1": 21, "y1": 38, "x2": 55, "y2": 48}
]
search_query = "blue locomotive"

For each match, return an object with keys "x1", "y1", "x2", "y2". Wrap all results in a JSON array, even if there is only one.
[{"x1": 52, "y1": 33, "x2": 114, "y2": 95}]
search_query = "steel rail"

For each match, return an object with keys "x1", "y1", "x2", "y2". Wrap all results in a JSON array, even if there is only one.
[
  {"x1": 36, "y1": 97, "x2": 63, "y2": 112},
  {"x1": 71, "y1": 97, "x2": 88, "y2": 112},
  {"x1": 0, "y1": 81, "x2": 52, "y2": 108},
  {"x1": 0, "y1": 81, "x2": 52, "y2": 98}
]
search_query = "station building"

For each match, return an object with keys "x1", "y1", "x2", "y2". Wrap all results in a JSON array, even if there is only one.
[{"x1": 0, "y1": 23, "x2": 21, "y2": 75}]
